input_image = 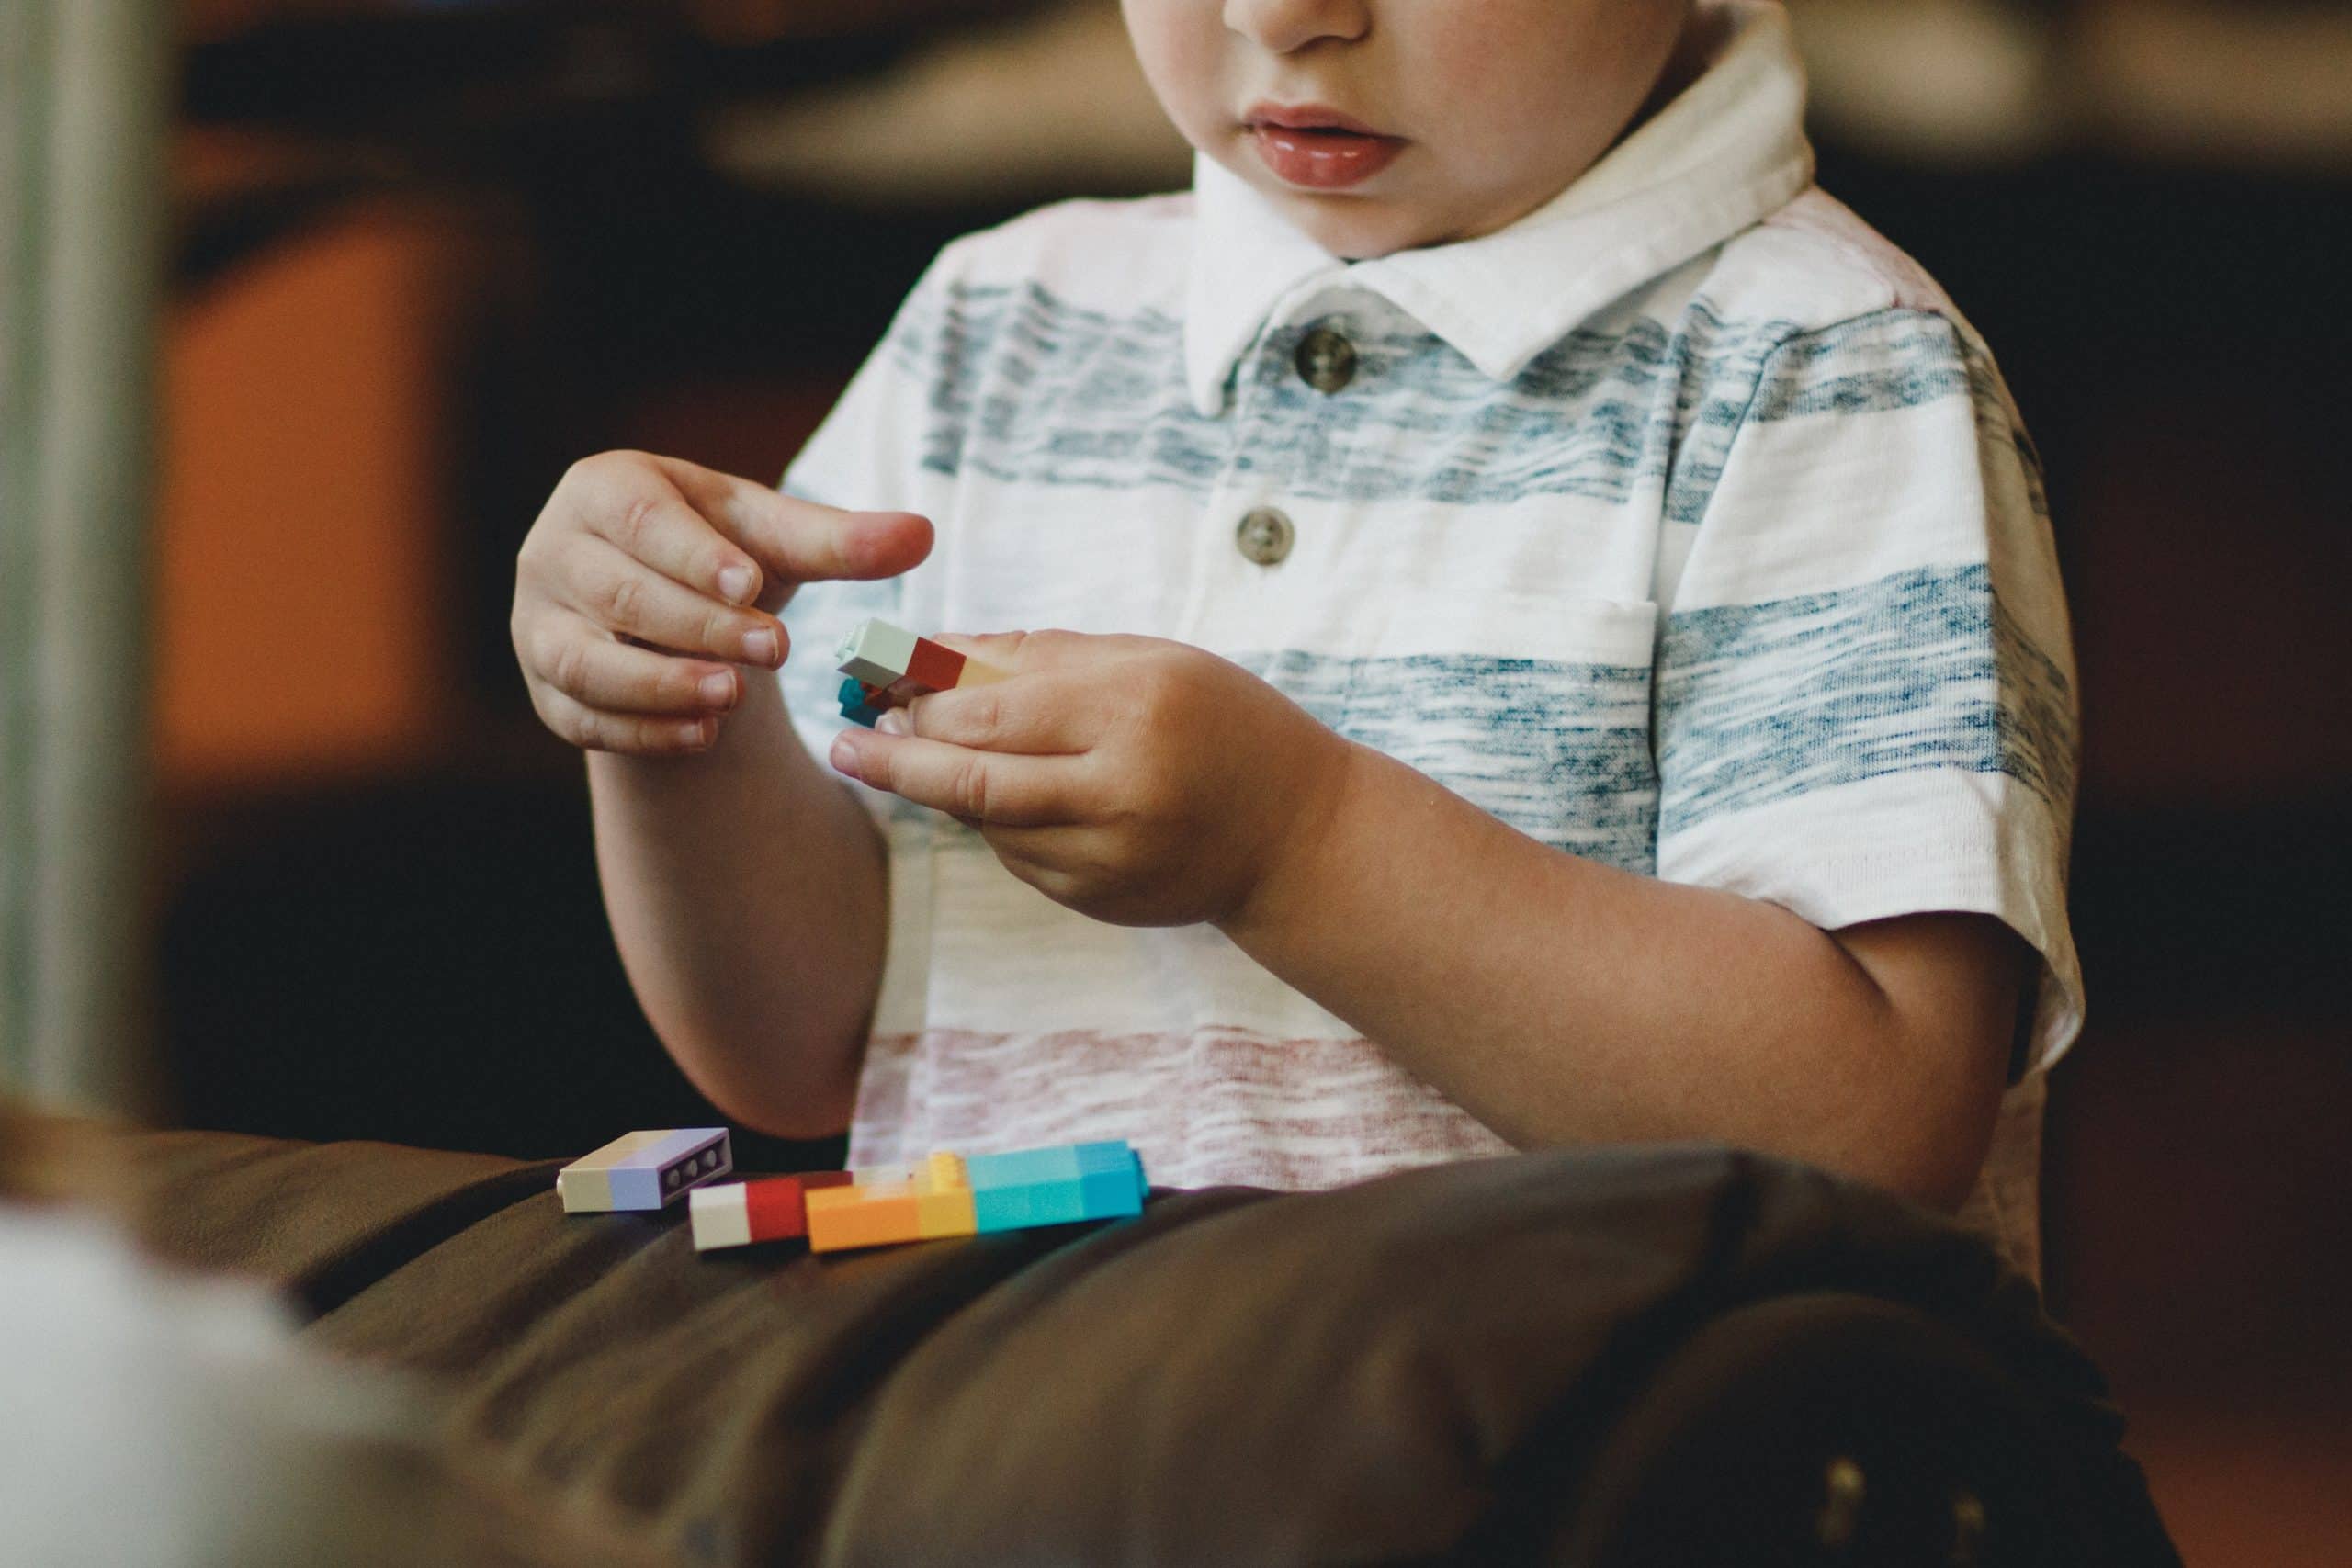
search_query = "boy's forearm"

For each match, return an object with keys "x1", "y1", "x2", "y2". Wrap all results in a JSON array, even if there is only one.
[
  {"x1": 1216, "y1": 745, "x2": 2018, "y2": 1210},
  {"x1": 588, "y1": 676, "x2": 886, "y2": 1138}
]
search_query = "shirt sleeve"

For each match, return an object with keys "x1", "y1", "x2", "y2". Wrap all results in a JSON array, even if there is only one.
[{"x1": 1653, "y1": 307, "x2": 2083, "y2": 1075}]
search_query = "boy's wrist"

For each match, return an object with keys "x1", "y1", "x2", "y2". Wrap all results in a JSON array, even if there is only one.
[{"x1": 1216, "y1": 735, "x2": 1368, "y2": 949}]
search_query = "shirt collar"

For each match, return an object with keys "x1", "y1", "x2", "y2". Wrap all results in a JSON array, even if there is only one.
[{"x1": 1182, "y1": 0, "x2": 1815, "y2": 418}]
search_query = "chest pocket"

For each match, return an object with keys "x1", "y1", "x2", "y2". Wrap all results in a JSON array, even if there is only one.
[{"x1": 1328, "y1": 592, "x2": 1663, "y2": 873}]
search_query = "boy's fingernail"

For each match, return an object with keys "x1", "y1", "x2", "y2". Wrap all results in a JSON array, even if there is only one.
[
  {"x1": 718, "y1": 565, "x2": 756, "y2": 604},
  {"x1": 742, "y1": 628, "x2": 779, "y2": 664},
  {"x1": 828, "y1": 732, "x2": 862, "y2": 779},
  {"x1": 698, "y1": 671, "x2": 735, "y2": 707},
  {"x1": 876, "y1": 708, "x2": 911, "y2": 736}
]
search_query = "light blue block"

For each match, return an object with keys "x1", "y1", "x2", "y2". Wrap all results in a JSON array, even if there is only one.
[
  {"x1": 967, "y1": 1146, "x2": 1077, "y2": 1190},
  {"x1": 609, "y1": 1168, "x2": 662, "y2": 1210},
  {"x1": 1071, "y1": 1141, "x2": 1134, "y2": 1175}
]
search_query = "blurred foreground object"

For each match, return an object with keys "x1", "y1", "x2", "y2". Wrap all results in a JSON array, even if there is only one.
[
  {"x1": 1792, "y1": 0, "x2": 2352, "y2": 169},
  {"x1": 0, "y1": 0, "x2": 168, "y2": 1113},
  {"x1": 0, "y1": 1200, "x2": 676, "y2": 1567},
  {"x1": 707, "y1": 0, "x2": 1191, "y2": 202}
]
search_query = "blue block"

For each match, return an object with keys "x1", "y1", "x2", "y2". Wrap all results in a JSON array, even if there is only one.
[
  {"x1": 973, "y1": 1176, "x2": 1091, "y2": 1233},
  {"x1": 1077, "y1": 1167, "x2": 1144, "y2": 1220},
  {"x1": 967, "y1": 1146, "x2": 1078, "y2": 1190},
  {"x1": 1072, "y1": 1141, "x2": 1135, "y2": 1175},
  {"x1": 838, "y1": 678, "x2": 884, "y2": 729}
]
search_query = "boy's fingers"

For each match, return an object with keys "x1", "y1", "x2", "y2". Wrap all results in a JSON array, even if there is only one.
[
  {"x1": 926, "y1": 629, "x2": 1156, "y2": 680},
  {"x1": 555, "y1": 539, "x2": 786, "y2": 667},
  {"x1": 829, "y1": 730, "x2": 1078, "y2": 829},
  {"x1": 892, "y1": 674, "x2": 1099, "y2": 756},
  {"x1": 528, "y1": 615, "x2": 740, "y2": 715},
  {"x1": 533, "y1": 686, "x2": 717, "y2": 757},
  {"x1": 658, "y1": 457, "x2": 933, "y2": 592},
  {"x1": 575, "y1": 458, "x2": 768, "y2": 608}
]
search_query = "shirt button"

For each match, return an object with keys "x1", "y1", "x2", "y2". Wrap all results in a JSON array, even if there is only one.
[
  {"x1": 1294, "y1": 326, "x2": 1357, "y2": 394},
  {"x1": 1235, "y1": 506, "x2": 1295, "y2": 567}
]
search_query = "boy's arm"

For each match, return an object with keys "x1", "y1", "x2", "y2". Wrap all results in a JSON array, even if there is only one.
[
  {"x1": 835, "y1": 630, "x2": 2030, "y2": 1213},
  {"x1": 1216, "y1": 739, "x2": 2022, "y2": 1211},
  {"x1": 588, "y1": 676, "x2": 888, "y2": 1140}
]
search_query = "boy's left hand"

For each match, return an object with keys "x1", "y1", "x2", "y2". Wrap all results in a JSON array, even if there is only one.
[{"x1": 827, "y1": 632, "x2": 1353, "y2": 929}]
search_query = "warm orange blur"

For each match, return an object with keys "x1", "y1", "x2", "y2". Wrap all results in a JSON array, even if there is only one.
[{"x1": 157, "y1": 206, "x2": 458, "y2": 784}]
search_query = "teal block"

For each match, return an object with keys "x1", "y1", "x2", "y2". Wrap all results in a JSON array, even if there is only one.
[
  {"x1": 1077, "y1": 1167, "x2": 1144, "y2": 1220},
  {"x1": 1072, "y1": 1141, "x2": 1133, "y2": 1175},
  {"x1": 967, "y1": 1146, "x2": 1079, "y2": 1190},
  {"x1": 972, "y1": 1176, "x2": 1090, "y2": 1233}
]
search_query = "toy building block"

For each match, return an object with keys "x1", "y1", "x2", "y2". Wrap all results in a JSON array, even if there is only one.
[
  {"x1": 834, "y1": 619, "x2": 922, "y2": 688},
  {"x1": 558, "y1": 1128, "x2": 732, "y2": 1213},
  {"x1": 966, "y1": 1140, "x2": 1146, "y2": 1234},
  {"x1": 838, "y1": 676, "x2": 887, "y2": 729},
  {"x1": 913, "y1": 1151, "x2": 978, "y2": 1239},
  {"x1": 902, "y1": 636, "x2": 967, "y2": 694},
  {"x1": 688, "y1": 1170, "x2": 854, "y2": 1252},
  {"x1": 832, "y1": 619, "x2": 1011, "y2": 708},
  {"x1": 806, "y1": 1151, "x2": 980, "y2": 1253}
]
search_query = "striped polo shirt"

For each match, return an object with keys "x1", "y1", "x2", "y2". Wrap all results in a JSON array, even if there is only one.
[{"x1": 777, "y1": 2, "x2": 2081, "y2": 1277}]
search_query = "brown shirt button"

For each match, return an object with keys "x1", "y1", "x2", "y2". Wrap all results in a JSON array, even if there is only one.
[
  {"x1": 1294, "y1": 326, "x2": 1357, "y2": 394},
  {"x1": 1235, "y1": 507, "x2": 1295, "y2": 567}
]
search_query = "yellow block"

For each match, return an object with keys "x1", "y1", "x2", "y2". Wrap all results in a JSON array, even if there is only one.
[{"x1": 915, "y1": 1186, "x2": 978, "y2": 1239}]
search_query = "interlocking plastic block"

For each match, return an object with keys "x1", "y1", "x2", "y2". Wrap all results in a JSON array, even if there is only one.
[
  {"x1": 915, "y1": 1151, "x2": 978, "y2": 1239},
  {"x1": 835, "y1": 619, "x2": 1011, "y2": 714},
  {"x1": 807, "y1": 1153, "x2": 977, "y2": 1253},
  {"x1": 838, "y1": 676, "x2": 886, "y2": 728},
  {"x1": 834, "y1": 620, "x2": 921, "y2": 688},
  {"x1": 806, "y1": 1182, "x2": 922, "y2": 1251},
  {"x1": 967, "y1": 1141, "x2": 1146, "y2": 1234},
  {"x1": 559, "y1": 1128, "x2": 732, "y2": 1213},
  {"x1": 689, "y1": 1173, "x2": 854, "y2": 1251},
  {"x1": 902, "y1": 637, "x2": 967, "y2": 694}
]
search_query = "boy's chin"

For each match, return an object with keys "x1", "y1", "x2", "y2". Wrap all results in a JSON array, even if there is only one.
[{"x1": 1262, "y1": 187, "x2": 1444, "y2": 262}]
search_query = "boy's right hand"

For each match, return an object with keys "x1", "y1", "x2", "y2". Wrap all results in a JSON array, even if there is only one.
[{"x1": 513, "y1": 450, "x2": 932, "y2": 756}]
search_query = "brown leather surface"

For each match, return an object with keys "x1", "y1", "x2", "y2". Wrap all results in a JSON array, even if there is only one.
[{"x1": 91, "y1": 1125, "x2": 2174, "y2": 1566}]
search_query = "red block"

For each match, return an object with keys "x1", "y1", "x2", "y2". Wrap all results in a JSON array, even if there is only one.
[
  {"x1": 737, "y1": 1171, "x2": 849, "y2": 1243},
  {"x1": 741, "y1": 1177, "x2": 809, "y2": 1242},
  {"x1": 903, "y1": 637, "x2": 967, "y2": 694}
]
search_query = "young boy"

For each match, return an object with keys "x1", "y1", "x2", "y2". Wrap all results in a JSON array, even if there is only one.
[{"x1": 510, "y1": 0, "x2": 2080, "y2": 1278}]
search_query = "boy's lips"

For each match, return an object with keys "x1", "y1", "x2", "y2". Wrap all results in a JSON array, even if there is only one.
[{"x1": 1242, "y1": 102, "x2": 1405, "y2": 190}]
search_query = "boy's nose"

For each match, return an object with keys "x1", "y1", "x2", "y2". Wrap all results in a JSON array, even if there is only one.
[{"x1": 1224, "y1": 0, "x2": 1372, "y2": 54}]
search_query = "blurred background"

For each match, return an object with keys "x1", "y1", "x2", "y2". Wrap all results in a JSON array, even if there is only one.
[{"x1": 4, "y1": 1, "x2": 2347, "y2": 1560}]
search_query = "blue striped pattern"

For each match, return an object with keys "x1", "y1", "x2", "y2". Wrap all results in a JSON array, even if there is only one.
[
  {"x1": 1657, "y1": 563, "x2": 2075, "y2": 834},
  {"x1": 784, "y1": 572, "x2": 2068, "y2": 860},
  {"x1": 880, "y1": 281, "x2": 2041, "y2": 526},
  {"x1": 1235, "y1": 649, "x2": 1660, "y2": 872}
]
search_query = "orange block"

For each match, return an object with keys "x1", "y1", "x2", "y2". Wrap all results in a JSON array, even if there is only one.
[{"x1": 806, "y1": 1184, "x2": 922, "y2": 1251}]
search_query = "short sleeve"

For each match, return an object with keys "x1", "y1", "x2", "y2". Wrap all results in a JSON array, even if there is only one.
[{"x1": 1654, "y1": 308, "x2": 2083, "y2": 1074}]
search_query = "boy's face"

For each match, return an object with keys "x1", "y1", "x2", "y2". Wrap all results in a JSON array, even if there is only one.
[{"x1": 1123, "y1": 0, "x2": 1694, "y2": 259}]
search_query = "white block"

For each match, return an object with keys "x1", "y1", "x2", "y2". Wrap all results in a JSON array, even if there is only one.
[
  {"x1": 834, "y1": 619, "x2": 920, "y2": 686},
  {"x1": 688, "y1": 1184, "x2": 752, "y2": 1252}
]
